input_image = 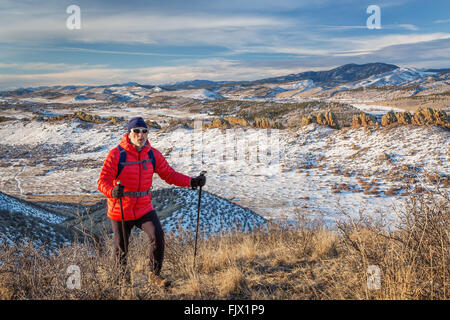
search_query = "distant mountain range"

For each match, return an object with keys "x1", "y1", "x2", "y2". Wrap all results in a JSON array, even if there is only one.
[
  {"x1": 0, "y1": 63, "x2": 448, "y2": 104},
  {"x1": 254, "y1": 62, "x2": 399, "y2": 86},
  {"x1": 160, "y1": 79, "x2": 235, "y2": 90},
  {"x1": 167, "y1": 64, "x2": 450, "y2": 89},
  {"x1": 159, "y1": 63, "x2": 402, "y2": 89}
]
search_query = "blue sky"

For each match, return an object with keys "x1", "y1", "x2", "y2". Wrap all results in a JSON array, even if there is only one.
[{"x1": 0, "y1": 0, "x2": 449, "y2": 89}]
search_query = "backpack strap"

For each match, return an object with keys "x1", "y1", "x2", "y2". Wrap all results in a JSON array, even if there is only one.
[
  {"x1": 116, "y1": 145, "x2": 127, "y2": 178},
  {"x1": 148, "y1": 147, "x2": 156, "y2": 172},
  {"x1": 115, "y1": 145, "x2": 156, "y2": 178}
]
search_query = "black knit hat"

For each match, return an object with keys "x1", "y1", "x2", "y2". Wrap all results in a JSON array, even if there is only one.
[{"x1": 127, "y1": 117, "x2": 148, "y2": 132}]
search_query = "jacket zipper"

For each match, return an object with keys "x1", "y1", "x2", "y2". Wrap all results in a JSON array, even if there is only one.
[{"x1": 132, "y1": 149, "x2": 141, "y2": 220}]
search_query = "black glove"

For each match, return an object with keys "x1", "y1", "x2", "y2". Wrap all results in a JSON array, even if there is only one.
[
  {"x1": 190, "y1": 175, "x2": 206, "y2": 189},
  {"x1": 111, "y1": 184, "x2": 124, "y2": 198}
]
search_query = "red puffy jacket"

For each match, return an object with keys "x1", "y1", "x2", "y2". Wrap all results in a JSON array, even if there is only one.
[{"x1": 98, "y1": 133, "x2": 192, "y2": 221}]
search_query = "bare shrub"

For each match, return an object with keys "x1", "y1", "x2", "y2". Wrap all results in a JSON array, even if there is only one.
[
  {"x1": 0, "y1": 189, "x2": 447, "y2": 300},
  {"x1": 336, "y1": 189, "x2": 449, "y2": 299}
]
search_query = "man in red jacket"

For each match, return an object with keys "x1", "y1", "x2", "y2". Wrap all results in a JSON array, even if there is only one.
[{"x1": 98, "y1": 116, "x2": 206, "y2": 287}]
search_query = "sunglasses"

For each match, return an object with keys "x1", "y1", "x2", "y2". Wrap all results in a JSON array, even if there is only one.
[{"x1": 131, "y1": 128, "x2": 148, "y2": 134}]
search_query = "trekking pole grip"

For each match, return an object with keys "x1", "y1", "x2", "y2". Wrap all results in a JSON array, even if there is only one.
[
  {"x1": 200, "y1": 171, "x2": 207, "y2": 189},
  {"x1": 117, "y1": 180, "x2": 124, "y2": 198}
]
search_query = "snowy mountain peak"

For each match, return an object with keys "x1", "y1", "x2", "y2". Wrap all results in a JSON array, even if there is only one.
[{"x1": 352, "y1": 67, "x2": 437, "y2": 88}]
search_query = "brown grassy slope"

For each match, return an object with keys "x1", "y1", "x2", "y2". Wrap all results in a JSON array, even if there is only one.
[{"x1": 0, "y1": 189, "x2": 448, "y2": 300}]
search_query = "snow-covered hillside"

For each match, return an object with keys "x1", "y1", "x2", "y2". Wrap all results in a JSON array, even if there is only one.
[
  {"x1": 0, "y1": 118, "x2": 448, "y2": 228},
  {"x1": 156, "y1": 188, "x2": 266, "y2": 237},
  {"x1": 350, "y1": 67, "x2": 436, "y2": 88},
  {"x1": 277, "y1": 80, "x2": 316, "y2": 92},
  {"x1": 0, "y1": 192, "x2": 71, "y2": 247},
  {"x1": 167, "y1": 88, "x2": 224, "y2": 100},
  {"x1": 0, "y1": 192, "x2": 66, "y2": 224}
]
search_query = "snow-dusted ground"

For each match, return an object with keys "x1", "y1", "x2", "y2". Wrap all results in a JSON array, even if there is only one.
[
  {"x1": 349, "y1": 67, "x2": 436, "y2": 87},
  {"x1": 89, "y1": 105, "x2": 212, "y2": 121},
  {"x1": 173, "y1": 88, "x2": 224, "y2": 100},
  {"x1": 17, "y1": 96, "x2": 105, "y2": 104},
  {"x1": 0, "y1": 117, "x2": 448, "y2": 227},
  {"x1": 157, "y1": 188, "x2": 266, "y2": 237},
  {"x1": 0, "y1": 192, "x2": 66, "y2": 224},
  {"x1": 0, "y1": 191, "x2": 71, "y2": 247}
]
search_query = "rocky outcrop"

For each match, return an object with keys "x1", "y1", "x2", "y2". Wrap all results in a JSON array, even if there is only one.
[
  {"x1": 396, "y1": 111, "x2": 413, "y2": 125},
  {"x1": 352, "y1": 113, "x2": 378, "y2": 127},
  {"x1": 316, "y1": 112, "x2": 338, "y2": 128},
  {"x1": 380, "y1": 108, "x2": 449, "y2": 129},
  {"x1": 253, "y1": 117, "x2": 271, "y2": 129},
  {"x1": 325, "y1": 112, "x2": 338, "y2": 128},
  {"x1": 35, "y1": 111, "x2": 118, "y2": 124},
  {"x1": 412, "y1": 107, "x2": 449, "y2": 128},
  {"x1": 381, "y1": 111, "x2": 397, "y2": 126},
  {"x1": 206, "y1": 117, "x2": 282, "y2": 129},
  {"x1": 301, "y1": 114, "x2": 315, "y2": 126},
  {"x1": 253, "y1": 117, "x2": 283, "y2": 129},
  {"x1": 208, "y1": 118, "x2": 229, "y2": 129},
  {"x1": 224, "y1": 116, "x2": 249, "y2": 127},
  {"x1": 301, "y1": 111, "x2": 338, "y2": 129},
  {"x1": 381, "y1": 110, "x2": 414, "y2": 126}
]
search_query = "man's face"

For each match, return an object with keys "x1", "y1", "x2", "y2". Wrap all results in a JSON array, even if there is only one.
[{"x1": 129, "y1": 127, "x2": 148, "y2": 148}]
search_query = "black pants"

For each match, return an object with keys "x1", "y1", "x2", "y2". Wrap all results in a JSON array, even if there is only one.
[{"x1": 111, "y1": 210, "x2": 165, "y2": 275}]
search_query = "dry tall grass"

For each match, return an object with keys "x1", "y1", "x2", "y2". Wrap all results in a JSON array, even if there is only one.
[{"x1": 0, "y1": 190, "x2": 448, "y2": 300}]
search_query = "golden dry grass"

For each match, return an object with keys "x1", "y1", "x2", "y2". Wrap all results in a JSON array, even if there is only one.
[{"x1": 0, "y1": 190, "x2": 448, "y2": 300}]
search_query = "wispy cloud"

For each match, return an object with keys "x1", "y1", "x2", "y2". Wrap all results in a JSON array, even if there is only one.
[
  {"x1": 0, "y1": 62, "x2": 107, "y2": 71},
  {"x1": 225, "y1": 33, "x2": 450, "y2": 59},
  {"x1": 59, "y1": 47, "x2": 209, "y2": 57},
  {"x1": 333, "y1": 33, "x2": 450, "y2": 55},
  {"x1": 0, "y1": 10, "x2": 288, "y2": 44},
  {"x1": 0, "y1": 0, "x2": 448, "y2": 90},
  {"x1": 393, "y1": 24, "x2": 419, "y2": 31},
  {"x1": 318, "y1": 24, "x2": 418, "y2": 31},
  {"x1": 434, "y1": 19, "x2": 450, "y2": 24}
]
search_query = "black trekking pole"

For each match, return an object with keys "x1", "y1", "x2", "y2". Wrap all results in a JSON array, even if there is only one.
[
  {"x1": 193, "y1": 171, "x2": 206, "y2": 268},
  {"x1": 117, "y1": 181, "x2": 127, "y2": 254}
]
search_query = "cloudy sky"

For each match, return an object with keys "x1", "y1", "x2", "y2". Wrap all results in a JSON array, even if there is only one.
[{"x1": 0, "y1": 0, "x2": 449, "y2": 89}]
